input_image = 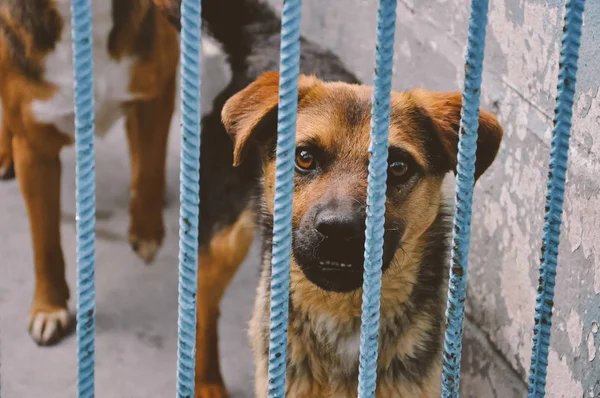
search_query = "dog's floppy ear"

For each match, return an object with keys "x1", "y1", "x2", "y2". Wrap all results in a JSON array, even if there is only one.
[
  {"x1": 410, "y1": 89, "x2": 503, "y2": 181},
  {"x1": 222, "y1": 71, "x2": 321, "y2": 166}
]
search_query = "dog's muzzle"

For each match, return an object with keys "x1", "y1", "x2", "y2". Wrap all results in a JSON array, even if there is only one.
[{"x1": 292, "y1": 199, "x2": 401, "y2": 293}]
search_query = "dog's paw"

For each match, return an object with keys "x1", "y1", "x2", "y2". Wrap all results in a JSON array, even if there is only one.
[
  {"x1": 0, "y1": 154, "x2": 15, "y2": 180},
  {"x1": 195, "y1": 384, "x2": 228, "y2": 398},
  {"x1": 28, "y1": 306, "x2": 71, "y2": 346},
  {"x1": 129, "y1": 235, "x2": 161, "y2": 264},
  {"x1": 128, "y1": 212, "x2": 164, "y2": 264}
]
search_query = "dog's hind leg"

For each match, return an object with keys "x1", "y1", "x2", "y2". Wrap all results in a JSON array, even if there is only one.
[
  {"x1": 195, "y1": 207, "x2": 256, "y2": 398},
  {"x1": 0, "y1": 120, "x2": 15, "y2": 180}
]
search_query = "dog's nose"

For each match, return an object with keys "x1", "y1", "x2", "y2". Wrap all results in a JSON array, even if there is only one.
[{"x1": 314, "y1": 205, "x2": 365, "y2": 239}]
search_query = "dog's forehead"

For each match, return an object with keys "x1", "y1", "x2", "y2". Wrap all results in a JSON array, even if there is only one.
[{"x1": 296, "y1": 83, "x2": 429, "y2": 165}]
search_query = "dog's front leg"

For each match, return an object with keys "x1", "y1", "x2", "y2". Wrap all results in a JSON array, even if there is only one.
[
  {"x1": 12, "y1": 133, "x2": 70, "y2": 345},
  {"x1": 123, "y1": 76, "x2": 176, "y2": 264},
  {"x1": 195, "y1": 208, "x2": 255, "y2": 398}
]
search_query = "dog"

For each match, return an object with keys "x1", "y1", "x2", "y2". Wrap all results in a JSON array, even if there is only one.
[
  {"x1": 222, "y1": 72, "x2": 502, "y2": 396},
  {"x1": 0, "y1": 1, "x2": 179, "y2": 345}
]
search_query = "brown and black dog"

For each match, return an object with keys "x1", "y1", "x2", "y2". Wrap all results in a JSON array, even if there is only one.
[
  {"x1": 0, "y1": 1, "x2": 178, "y2": 345},
  {"x1": 156, "y1": 0, "x2": 502, "y2": 397},
  {"x1": 223, "y1": 72, "x2": 502, "y2": 397}
]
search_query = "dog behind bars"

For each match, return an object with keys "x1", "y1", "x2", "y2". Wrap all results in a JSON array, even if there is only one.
[{"x1": 157, "y1": 0, "x2": 503, "y2": 396}]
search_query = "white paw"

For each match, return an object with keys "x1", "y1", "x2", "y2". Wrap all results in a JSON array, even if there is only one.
[
  {"x1": 131, "y1": 239, "x2": 160, "y2": 264},
  {"x1": 28, "y1": 308, "x2": 70, "y2": 345}
]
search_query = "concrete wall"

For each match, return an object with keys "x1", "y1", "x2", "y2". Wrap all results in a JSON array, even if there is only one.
[{"x1": 261, "y1": 0, "x2": 600, "y2": 396}]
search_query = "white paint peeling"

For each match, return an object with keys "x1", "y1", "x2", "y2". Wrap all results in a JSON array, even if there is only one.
[
  {"x1": 566, "y1": 310, "x2": 582, "y2": 352},
  {"x1": 489, "y1": 1, "x2": 561, "y2": 109},
  {"x1": 564, "y1": 92, "x2": 600, "y2": 294},
  {"x1": 546, "y1": 350, "x2": 584, "y2": 398},
  {"x1": 587, "y1": 332, "x2": 596, "y2": 362}
]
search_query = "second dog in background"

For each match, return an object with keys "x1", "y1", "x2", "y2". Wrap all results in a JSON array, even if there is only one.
[{"x1": 0, "y1": 0, "x2": 179, "y2": 345}]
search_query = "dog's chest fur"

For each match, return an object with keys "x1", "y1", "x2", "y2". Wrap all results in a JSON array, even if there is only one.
[
  {"x1": 250, "y1": 211, "x2": 451, "y2": 397},
  {"x1": 31, "y1": 0, "x2": 136, "y2": 137}
]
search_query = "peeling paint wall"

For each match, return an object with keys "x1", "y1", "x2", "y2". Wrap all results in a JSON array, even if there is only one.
[{"x1": 264, "y1": 0, "x2": 600, "y2": 396}]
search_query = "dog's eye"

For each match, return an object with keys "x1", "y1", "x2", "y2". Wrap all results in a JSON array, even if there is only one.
[
  {"x1": 389, "y1": 160, "x2": 409, "y2": 179},
  {"x1": 295, "y1": 149, "x2": 316, "y2": 171}
]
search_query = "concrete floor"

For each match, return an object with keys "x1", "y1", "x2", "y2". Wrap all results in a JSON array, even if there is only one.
[{"x1": 0, "y1": 43, "x2": 258, "y2": 398}]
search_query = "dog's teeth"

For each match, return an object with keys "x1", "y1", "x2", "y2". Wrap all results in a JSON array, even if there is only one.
[{"x1": 325, "y1": 260, "x2": 330, "y2": 265}]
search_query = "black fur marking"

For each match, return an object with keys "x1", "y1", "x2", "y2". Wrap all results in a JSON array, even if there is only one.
[
  {"x1": 343, "y1": 96, "x2": 370, "y2": 128},
  {"x1": 109, "y1": 0, "x2": 133, "y2": 56},
  {"x1": 0, "y1": 16, "x2": 42, "y2": 80},
  {"x1": 109, "y1": 0, "x2": 156, "y2": 60},
  {"x1": 0, "y1": 0, "x2": 61, "y2": 81},
  {"x1": 386, "y1": 318, "x2": 443, "y2": 387},
  {"x1": 391, "y1": 104, "x2": 452, "y2": 176},
  {"x1": 6, "y1": 0, "x2": 61, "y2": 51},
  {"x1": 134, "y1": 4, "x2": 156, "y2": 59}
]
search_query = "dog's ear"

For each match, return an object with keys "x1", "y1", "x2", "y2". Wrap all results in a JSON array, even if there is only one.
[
  {"x1": 409, "y1": 89, "x2": 503, "y2": 181},
  {"x1": 222, "y1": 71, "x2": 321, "y2": 166}
]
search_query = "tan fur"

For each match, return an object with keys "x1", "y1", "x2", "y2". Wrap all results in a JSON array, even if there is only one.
[
  {"x1": 224, "y1": 72, "x2": 503, "y2": 397},
  {"x1": 195, "y1": 208, "x2": 256, "y2": 397}
]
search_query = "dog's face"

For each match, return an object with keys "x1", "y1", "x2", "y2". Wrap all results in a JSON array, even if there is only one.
[{"x1": 222, "y1": 72, "x2": 502, "y2": 293}]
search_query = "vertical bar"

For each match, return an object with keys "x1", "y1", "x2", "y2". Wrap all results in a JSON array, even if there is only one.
[
  {"x1": 70, "y1": 0, "x2": 97, "y2": 397},
  {"x1": 176, "y1": 0, "x2": 202, "y2": 397},
  {"x1": 527, "y1": 1, "x2": 586, "y2": 397},
  {"x1": 356, "y1": 0, "x2": 397, "y2": 397},
  {"x1": 441, "y1": 0, "x2": 489, "y2": 396},
  {"x1": 267, "y1": 0, "x2": 303, "y2": 396}
]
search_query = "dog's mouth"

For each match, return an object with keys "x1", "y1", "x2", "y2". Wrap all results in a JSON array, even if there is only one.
[
  {"x1": 298, "y1": 256, "x2": 366, "y2": 293},
  {"x1": 291, "y1": 205, "x2": 403, "y2": 293},
  {"x1": 318, "y1": 260, "x2": 358, "y2": 271},
  {"x1": 293, "y1": 235, "x2": 400, "y2": 293}
]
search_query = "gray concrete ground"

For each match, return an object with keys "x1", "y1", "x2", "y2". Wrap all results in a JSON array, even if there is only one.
[{"x1": 0, "y1": 43, "x2": 258, "y2": 398}]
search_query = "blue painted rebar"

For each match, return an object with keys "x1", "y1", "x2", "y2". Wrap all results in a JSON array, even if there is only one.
[
  {"x1": 266, "y1": 0, "x2": 303, "y2": 396},
  {"x1": 441, "y1": 0, "x2": 490, "y2": 396},
  {"x1": 176, "y1": 0, "x2": 202, "y2": 397},
  {"x1": 527, "y1": 1, "x2": 586, "y2": 397},
  {"x1": 70, "y1": 0, "x2": 97, "y2": 396},
  {"x1": 356, "y1": 0, "x2": 397, "y2": 397}
]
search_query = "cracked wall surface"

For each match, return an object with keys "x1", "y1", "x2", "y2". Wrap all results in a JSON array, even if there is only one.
[{"x1": 264, "y1": 0, "x2": 600, "y2": 396}]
